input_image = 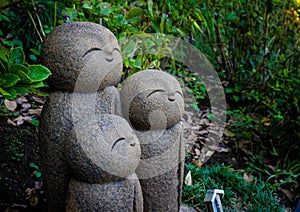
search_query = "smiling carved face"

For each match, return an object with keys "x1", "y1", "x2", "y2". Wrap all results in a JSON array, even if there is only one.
[
  {"x1": 121, "y1": 70, "x2": 185, "y2": 131},
  {"x1": 67, "y1": 114, "x2": 141, "y2": 183},
  {"x1": 41, "y1": 22, "x2": 122, "y2": 92}
]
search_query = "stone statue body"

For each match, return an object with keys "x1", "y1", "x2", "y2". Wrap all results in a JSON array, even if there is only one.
[
  {"x1": 40, "y1": 22, "x2": 185, "y2": 212},
  {"x1": 39, "y1": 22, "x2": 123, "y2": 211},
  {"x1": 121, "y1": 70, "x2": 185, "y2": 211},
  {"x1": 65, "y1": 114, "x2": 143, "y2": 211}
]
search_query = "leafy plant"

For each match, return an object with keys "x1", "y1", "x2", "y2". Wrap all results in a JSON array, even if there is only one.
[
  {"x1": 0, "y1": 46, "x2": 51, "y2": 100},
  {"x1": 182, "y1": 164, "x2": 284, "y2": 211}
]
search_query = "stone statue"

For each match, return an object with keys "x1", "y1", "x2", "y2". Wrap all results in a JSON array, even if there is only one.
[
  {"x1": 39, "y1": 22, "x2": 123, "y2": 211},
  {"x1": 120, "y1": 69, "x2": 185, "y2": 211},
  {"x1": 65, "y1": 114, "x2": 143, "y2": 211},
  {"x1": 40, "y1": 21, "x2": 186, "y2": 212}
]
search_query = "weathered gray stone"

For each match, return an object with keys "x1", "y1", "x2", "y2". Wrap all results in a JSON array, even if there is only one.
[
  {"x1": 66, "y1": 114, "x2": 141, "y2": 183},
  {"x1": 120, "y1": 69, "x2": 185, "y2": 211},
  {"x1": 66, "y1": 174, "x2": 143, "y2": 212},
  {"x1": 39, "y1": 22, "x2": 123, "y2": 211},
  {"x1": 120, "y1": 69, "x2": 185, "y2": 131},
  {"x1": 65, "y1": 115, "x2": 142, "y2": 211},
  {"x1": 41, "y1": 22, "x2": 123, "y2": 92}
]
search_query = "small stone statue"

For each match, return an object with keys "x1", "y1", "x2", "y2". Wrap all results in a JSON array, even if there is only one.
[
  {"x1": 121, "y1": 69, "x2": 185, "y2": 211},
  {"x1": 65, "y1": 114, "x2": 143, "y2": 212},
  {"x1": 39, "y1": 22, "x2": 123, "y2": 211}
]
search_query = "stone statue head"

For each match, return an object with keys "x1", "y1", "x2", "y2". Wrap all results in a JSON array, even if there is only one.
[
  {"x1": 66, "y1": 114, "x2": 141, "y2": 183},
  {"x1": 41, "y1": 22, "x2": 122, "y2": 92},
  {"x1": 121, "y1": 70, "x2": 184, "y2": 131}
]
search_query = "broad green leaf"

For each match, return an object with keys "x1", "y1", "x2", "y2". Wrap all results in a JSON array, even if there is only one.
[
  {"x1": 3, "y1": 73, "x2": 20, "y2": 88},
  {"x1": 27, "y1": 65, "x2": 51, "y2": 82},
  {"x1": 0, "y1": 78, "x2": 6, "y2": 86},
  {"x1": 30, "y1": 81, "x2": 44, "y2": 88},
  {"x1": 14, "y1": 87, "x2": 30, "y2": 95},
  {"x1": 126, "y1": 7, "x2": 143, "y2": 20},
  {"x1": 3, "y1": 88, "x2": 17, "y2": 100},
  {"x1": 9, "y1": 64, "x2": 32, "y2": 83},
  {"x1": 31, "y1": 119, "x2": 40, "y2": 127},
  {"x1": 10, "y1": 46, "x2": 25, "y2": 64},
  {"x1": 0, "y1": 46, "x2": 9, "y2": 63},
  {"x1": 0, "y1": 87, "x2": 11, "y2": 96}
]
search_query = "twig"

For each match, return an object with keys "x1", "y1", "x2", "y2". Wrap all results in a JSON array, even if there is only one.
[
  {"x1": 31, "y1": 0, "x2": 45, "y2": 39},
  {"x1": 26, "y1": 9, "x2": 43, "y2": 43},
  {"x1": 0, "y1": 0, "x2": 22, "y2": 11}
]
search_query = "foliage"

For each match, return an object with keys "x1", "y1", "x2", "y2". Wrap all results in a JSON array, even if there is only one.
[
  {"x1": 0, "y1": 46, "x2": 51, "y2": 100},
  {"x1": 182, "y1": 164, "x2": 285, "y2": 211}
]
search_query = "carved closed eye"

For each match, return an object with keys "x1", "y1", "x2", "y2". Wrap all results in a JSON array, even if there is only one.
[
  {"x1": 175, "y1": 91, "x2": 183, "y2": 97},
  {"x1": 146, "y1": 89, "x2": 164, "y2": 98},
  {"x1": 82, "y1": 47, "x2": 102, "y2": 58},
  {"x1": 111, "y1": 137, "x2": 125, "y2": 151}
]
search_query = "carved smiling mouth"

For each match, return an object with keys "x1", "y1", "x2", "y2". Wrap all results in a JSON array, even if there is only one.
[{"x1": 106, "y1": 57, "x2": 114, "y2": 62}]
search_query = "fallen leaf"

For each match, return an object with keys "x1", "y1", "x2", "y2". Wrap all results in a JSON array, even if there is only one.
[
  {"x1": 279, "y1": 188, "x2": 295, "y2": 200},
  {"x1": 205, "y1": 150, "x2": 214, "y2": 157},
  {"x1": 185, "y1": 170, "x2": 192, "y2": 186},
  {"x1": 13, "y1": 116, "x2": 32, "y2": 125},
  {"x1": 243, "y1": 172, "x2": 254, "y2": 183},
  {"x1": 16, "y1": 96, "x2": 28, "y2": 104},
  {"x1": 4, "y1": 99, "x2": 17, "y2": 111},
  {"x1": 192, "y1": 160, "x2": 203, "y2": 167},
  {"x1": 28, "y1": 109, "x2": 42, "y2": 116},
  {"x1": 7, "y1": 118, "x2": 17, "y2": 126},
  {"x1": 22, "y1": 103, "x2": 31, "y2": 110}
]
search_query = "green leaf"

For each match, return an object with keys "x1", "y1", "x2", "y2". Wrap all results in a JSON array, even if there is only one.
[
  {"x1": 30, "y1": 48, "x2": 40, "y2": 56},
  {"x1": 7, "y1": 88, "x2": 17, "y2": 99},
  {"x1": 29, "y1": 162, "x2": 39, "y2": 170},
  {"x1": 14, "y1": 87, "x2": 30, "y2": 95},
  {"x1": 27, "y1": 65, "x2": 51, "y2": 82},
  {"x1": 126, "y1": 7, "x2": 144, "y2": 20},
  {"x1": 0, "y1": 87, "x2": 11, "y2": 96},
  {"x1": 31, "y1": 118, "x2": 40, "y2": 126},
  {"x1": 30, "y1": 81, "x2": 44, "y2": 88},
  {"x1": 10, "y1": 46, "x2": 25, "y2": 64},
  {"x1": 0, "y1": 78, "x2": 6, "y2": 86},
  {"x1": 9, "y1": 64, "x2": 32, "y2": 83},
  {"x1": 0, "y1": 46, "x2": 9, "y2": 63},
  {"x1": 3, "y1": 73, "x2": 20, "y2": 88},
  {"x1": 35, "y1": 171, "x2": 42, "y2": 178}
]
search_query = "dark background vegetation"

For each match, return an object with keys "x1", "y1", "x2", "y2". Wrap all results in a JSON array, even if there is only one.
[{"x1": 0, "y1": 0, "x2": 299, "y2": 211}]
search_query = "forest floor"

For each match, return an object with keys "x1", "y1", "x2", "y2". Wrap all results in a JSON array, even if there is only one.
[{"x1": 0, "y1": 93, "x2": 296, "y2": 211}]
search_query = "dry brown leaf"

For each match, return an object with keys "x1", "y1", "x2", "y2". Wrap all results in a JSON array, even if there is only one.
[
  {"x1": 13, "y1": 116, "x2": 32, "y2": 125},
  {"x1": 16, "y1": 96, "x2": 28, "y2": 104},
  {"x1": 7, "y1": 118, "x2": 17, "y2": 126},
  {"x1": 192, "y1": 160, "x2": 203, "y2": 167},
  {"x1": 28, "y1": 109, "x2": 42, "y2": 117},
  {"x1": 22, "y1": 103, "x2": 31, "y2": 109},
  {"x1": 29, "y1": 197, "x2": 38, "y2": 207},
  {"x1": 185, "y1": 170, "x2": 192, "y2": 186},
  {"x1": 205, "y1": 150, "x2": 214, "y2": 157},
  {"x1": 279, "y1": 188, "x2": 295, "y2": 200},
  {"x1": 32, "y1": 96, "x2": 44, "y2": 104},
  {"x1": 243, "y1": 172, "x2": 254, "y2": 183},
  {"x1": 4, "y1": 99, "x2": 17, "y2": 111}
]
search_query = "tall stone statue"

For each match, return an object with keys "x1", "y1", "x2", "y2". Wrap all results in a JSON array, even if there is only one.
[
  {"x1": 39, "y1": 22, "x2": 123, "y2": 211},
  {"x1": 121, "y1": 69, "x2": 185, "y2": 211},
  {"x1": 40, "y1": 21, "x2": 185, "y2": 212}
]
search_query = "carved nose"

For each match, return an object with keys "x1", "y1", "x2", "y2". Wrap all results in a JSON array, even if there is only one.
[{"x1": 168, "y1": 93, "x2": 175, "y2": 101}]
